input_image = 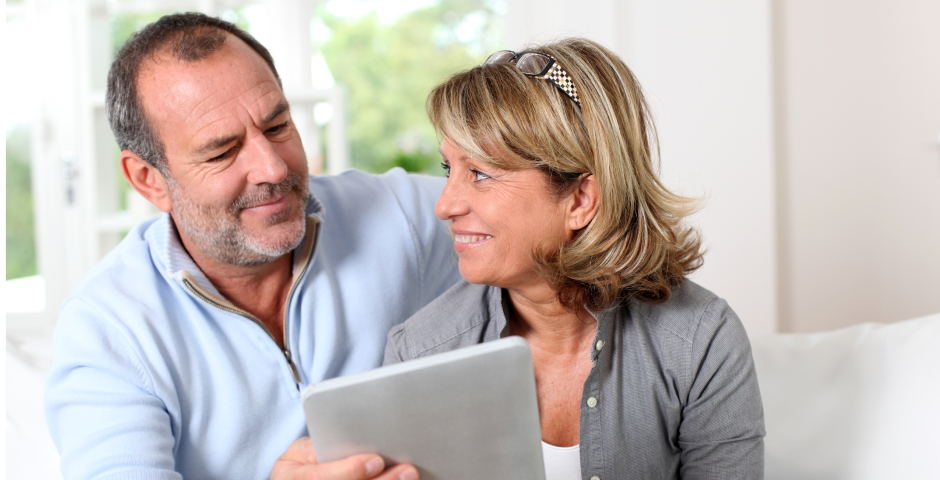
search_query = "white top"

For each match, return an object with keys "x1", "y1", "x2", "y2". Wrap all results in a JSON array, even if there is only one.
[{"x1": 542, "y1": 441, "x2": 581, "y2": 480}]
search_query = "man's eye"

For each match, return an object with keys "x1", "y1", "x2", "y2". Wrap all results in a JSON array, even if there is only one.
[
  {"x1": 440, "y1": 162, "x2": 451, "y2": 177},
  {"x1": 209, "y1": 148, "x2": 234, "y2": 162},
  {"x1": 267, "y1": 122, "x2": 289, "y2": 135},
  {"x1": 471, "y1": 169, "x2": 490, "y2": 181}
]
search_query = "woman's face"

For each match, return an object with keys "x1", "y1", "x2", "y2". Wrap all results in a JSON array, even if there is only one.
[{"x1": 435, "y1": 139, "x2": 571, "y2": 290}]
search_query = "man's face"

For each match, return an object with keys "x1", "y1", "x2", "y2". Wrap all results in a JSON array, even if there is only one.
[{"x1": 139, "y1": 35, "x2": 309, "y2": 267}]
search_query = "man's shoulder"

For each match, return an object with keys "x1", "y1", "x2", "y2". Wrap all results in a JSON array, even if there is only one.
[
  {"x1": 309, "y1": 169, "x2": 444, "y2": 205},
  {"x1": 387, "y1": 280, "x2": 499, "y2": 360},
  {"x1": 308, "y1": 169, "x2": 444, "y2": 221},
  {"x1": 63, "y1": 216, "x2": 173, "y2": 324}
]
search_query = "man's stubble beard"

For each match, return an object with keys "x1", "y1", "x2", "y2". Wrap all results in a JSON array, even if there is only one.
[{"x1": 168, "y1": 172, "x2": 309, "y2": 267}]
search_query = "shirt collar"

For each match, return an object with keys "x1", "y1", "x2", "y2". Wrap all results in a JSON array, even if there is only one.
[{"x1": 494, "y1": 286, "x2": 617, "y2": 363}]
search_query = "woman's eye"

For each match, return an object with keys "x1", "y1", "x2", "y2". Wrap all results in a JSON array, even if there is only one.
[
  {"x1": 471, "y1": 169, "x2": 491, "y2": 181},
  {"x1": 440, "y1": 162, "x2": 451, "y2": 177}
]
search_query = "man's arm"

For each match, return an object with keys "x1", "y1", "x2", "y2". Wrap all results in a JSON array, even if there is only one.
[
  {"x1": 381, "y1": 170, "x2": 462, "y2": 304},
  {"x1": 44, "y1": 298, "x2": 180, "y2": 479}
]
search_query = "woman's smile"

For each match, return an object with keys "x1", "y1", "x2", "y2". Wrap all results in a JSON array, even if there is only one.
[{"x1": 452, "y1": 230, "x2": 494, "y2": 251}]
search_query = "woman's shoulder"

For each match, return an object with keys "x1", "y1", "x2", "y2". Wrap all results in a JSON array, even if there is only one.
[
  {"x1": 384, "y1": 280, "x2": 505, "y2": 364},
  {"x1": 629, "y1": 279, "x2": 743, "y2": 346}
]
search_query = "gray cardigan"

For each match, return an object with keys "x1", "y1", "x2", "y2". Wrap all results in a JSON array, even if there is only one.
[{"x1": 384, "y1": 280, "x2": 764, "y2": 480}]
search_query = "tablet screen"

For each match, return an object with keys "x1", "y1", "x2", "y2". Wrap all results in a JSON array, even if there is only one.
[{"x1": 302, "y1": 337, "x2": 545, "y2": 480}]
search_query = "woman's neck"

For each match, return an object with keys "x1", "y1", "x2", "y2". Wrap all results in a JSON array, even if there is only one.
[
  {"x1": 506, "y1": 284, "x2": 597, "y2": 355},
  {"x1": 505, "y1": 282, "x2": 597, "y2": 448}
]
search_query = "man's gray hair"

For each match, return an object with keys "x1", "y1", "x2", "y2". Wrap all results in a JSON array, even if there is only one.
[{"x1": 106, "y1": 12, "x2": 282, "y2": 176}]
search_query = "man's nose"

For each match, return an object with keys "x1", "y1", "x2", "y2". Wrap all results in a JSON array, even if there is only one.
[
  {"x1": 244, "y1": 134, "x2": 288, "y2": 185},
  {"x1": 434, "y1": 177, "x2": 470, "y2": 220}
]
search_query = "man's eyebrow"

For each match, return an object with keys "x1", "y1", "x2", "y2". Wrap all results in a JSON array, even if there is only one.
[
  {"x1": 195, "y1": 134, "x2": 240, "y2": 156},
  {"x1": 193, "y1": 102, "x2": 291, "y2": 156},
  {"x1": 262, "y1": 101, "x2": 290, "y2": 124}
]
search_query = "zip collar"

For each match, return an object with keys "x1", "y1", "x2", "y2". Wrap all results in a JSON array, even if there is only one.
[
  {"x1": 176, "y1": 215, "x2": 320, "y2": 319},
  {"x1": 145, "y1": 187, "x2": 326, "y2": 388}
]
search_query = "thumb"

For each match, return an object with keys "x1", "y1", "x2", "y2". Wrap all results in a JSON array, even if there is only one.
[{"x1": 309, "y1": 453, "x2": 386, "y2": 480}]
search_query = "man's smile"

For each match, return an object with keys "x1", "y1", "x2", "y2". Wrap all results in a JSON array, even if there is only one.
[{"x1": 240, "y1": 193, "x2": 290, "y2": 216}]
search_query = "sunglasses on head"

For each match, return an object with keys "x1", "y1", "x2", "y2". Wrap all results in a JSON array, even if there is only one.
[{"x1": 484, "y1": 50, "x2": 582, "y2": 108}]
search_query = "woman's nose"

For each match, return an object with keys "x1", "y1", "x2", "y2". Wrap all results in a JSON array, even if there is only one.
[{"x1": 434, "y1": 177, "x2": 469, "y2": 220}]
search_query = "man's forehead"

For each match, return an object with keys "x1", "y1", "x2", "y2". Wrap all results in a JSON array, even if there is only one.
[
  {"x1": 137, "y1": 35, "x2": 285, "y2": 142},
  {"x1": 139, "y1": 33, "x2": 276, "y2": 89}
]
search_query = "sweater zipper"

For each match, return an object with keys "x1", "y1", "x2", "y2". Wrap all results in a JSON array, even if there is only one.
[
  {"x1": 180, "y1": 219, "x2": 319, "y2": 390},
  {"x1": 182, "y1": 279, "x2": 302, "y2": 388},
  {"x1": 279, "y1": 228, "x2": 316, "y2": 387}
]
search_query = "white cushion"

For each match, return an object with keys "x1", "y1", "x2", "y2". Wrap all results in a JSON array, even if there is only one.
[
  {"x1": 6, "y1": 332, "x2": 62, "y2": 480},
  {"x1": 752, "y1": 313, "x2": 940, "y2": 480},
  {"x1": 10, "y1": 313, "x2": 939, "y2": 480}
]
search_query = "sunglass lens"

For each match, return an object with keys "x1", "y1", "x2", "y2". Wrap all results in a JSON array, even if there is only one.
[
  {"x1": 516, "y1": 53, "x2": 552, "y2": 76},
  {"x1": 484, "y1": 50, "x2": 516, "y2": 65}
]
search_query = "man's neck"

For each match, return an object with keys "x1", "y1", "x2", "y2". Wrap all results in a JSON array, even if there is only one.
[{"x1": 180, "y1": 235, "x2": 295, "y2": 350}]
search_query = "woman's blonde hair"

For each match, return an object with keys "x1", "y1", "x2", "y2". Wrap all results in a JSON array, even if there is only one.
[{"x1": 427, "y1": 37, "x2": 703, "y2": 311}]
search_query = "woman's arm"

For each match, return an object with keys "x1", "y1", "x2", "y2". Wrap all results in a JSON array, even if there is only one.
[{"x1": 678, "y1": 298, "x2": 765, "y2": 479}]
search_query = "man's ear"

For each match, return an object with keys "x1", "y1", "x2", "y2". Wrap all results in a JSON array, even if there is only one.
[
  {"x1": 121, "y1": 150, "x2": 173, "y2": 213},
  {"x1": 566, "y1": 174, "x2": 600, "y2": 232}
]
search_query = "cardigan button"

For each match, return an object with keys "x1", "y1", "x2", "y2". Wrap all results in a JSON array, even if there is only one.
[
  {"x1": 595, "y1": 340, "x2": 604, "y2": 351},
  {"x1": 587, "y1": 396, "x2": 598, "y2": 408},
  {"x1": 591, "y1": 476, "x2": 601, "y2": 480}
]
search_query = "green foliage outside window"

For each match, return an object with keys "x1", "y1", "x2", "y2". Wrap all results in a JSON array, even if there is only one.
[
  {"x1": 6, "y1": 124, "x2": 37, "y2": 280},
  {"x1": 317, "y1": 0, "x2": 503, "y2": 174}
]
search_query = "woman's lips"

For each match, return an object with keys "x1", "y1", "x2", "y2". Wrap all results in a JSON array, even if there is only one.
[
  {"x1": 452, "y1": 232, "x2": 493, "y2": 252},
  {"x1": 454, "y1": 234, "x2": 493, "y2": 244}
]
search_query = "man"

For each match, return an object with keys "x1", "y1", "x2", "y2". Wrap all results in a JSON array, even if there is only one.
[{"x1": 44, "y1": 13, "x2": 459, "y2": 479}]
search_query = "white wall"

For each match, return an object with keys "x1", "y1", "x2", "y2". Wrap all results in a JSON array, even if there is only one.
[
  {"x1": 775, "y1": 0, "x2": 940, "y2": 332},
  {"x1": 506, "y1": 0, "x2": 940, "y2": 334},
  {"x1": 506, "y1": 0, "x2": 778, "y2": 335}
]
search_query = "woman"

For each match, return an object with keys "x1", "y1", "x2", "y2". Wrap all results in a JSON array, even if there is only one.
[{"x1": 384, "y1": 37, "x2": 764, "y2": 479}]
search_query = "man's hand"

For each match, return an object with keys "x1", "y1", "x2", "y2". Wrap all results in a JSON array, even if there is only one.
[{"x1": 271, "y1": 437, "x2": 419, "y2": 480}]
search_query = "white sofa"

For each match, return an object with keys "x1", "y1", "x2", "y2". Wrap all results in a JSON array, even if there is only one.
[
  {"x1": 752, "y1": 313, "x2": 940, "y2": 479},
  {"x1": 8, "y1": 313, "x2": 940, "y2": 479}
]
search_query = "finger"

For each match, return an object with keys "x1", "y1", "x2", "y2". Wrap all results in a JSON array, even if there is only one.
[
  {"x1": 313, "y1": 453, "x2": 386, "y2": 480},
  {"x1": 370, "y1": 463, "x2": 420, "y2": 480},
  {"x1": 280, "y1": 436, "x2": 318, "y2": 464}
]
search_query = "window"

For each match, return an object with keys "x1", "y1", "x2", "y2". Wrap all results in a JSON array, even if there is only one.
[
  {"x1": 5, "y1": 0, "x2": 505, "y2": 328},
  {"x1": 313, "y1": 0, "x2": 504, "y2": 174},
  {"x1": 5, "y1": 3, "x2": 45, "y2": 316}
]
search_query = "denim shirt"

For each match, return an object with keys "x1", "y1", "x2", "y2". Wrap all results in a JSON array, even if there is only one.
[{"x1": 385, "y1": 280, "x2": 765, "y2": 480}]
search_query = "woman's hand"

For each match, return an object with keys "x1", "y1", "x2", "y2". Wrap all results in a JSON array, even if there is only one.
[{"x1": 271, "y1": 437, "x2": 419, "y2": 480}]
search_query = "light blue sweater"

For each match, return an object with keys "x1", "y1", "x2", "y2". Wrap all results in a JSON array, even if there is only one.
[{"x1": 44, "y1": 169, "x2": 461, "y2": 479}]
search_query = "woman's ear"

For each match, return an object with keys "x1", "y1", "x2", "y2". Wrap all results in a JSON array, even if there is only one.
[
  {"x1": 121, "y1": 150, "x2": 173, "y2": 213},
  {"x1": 566, "y1": 174, "x2": 599, "y2": 232}
]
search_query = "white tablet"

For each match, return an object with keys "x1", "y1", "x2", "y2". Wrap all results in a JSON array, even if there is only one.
[{"x1": 302, "y1": 337, "x2": 545, "y2": 480}]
